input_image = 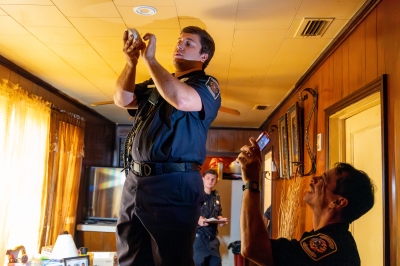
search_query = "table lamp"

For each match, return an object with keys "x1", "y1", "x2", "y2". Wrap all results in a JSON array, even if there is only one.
[{"x1": 51, "y1": 231, "x2": 78, "y2": 259}]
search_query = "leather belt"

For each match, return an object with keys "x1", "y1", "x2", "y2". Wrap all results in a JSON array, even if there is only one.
[
  {"x1": 130, "y1": 161, "x2": 200, "y2": 177},
  {"x1": 196, "y1": 233, "x2": 215, "y2": 240}
]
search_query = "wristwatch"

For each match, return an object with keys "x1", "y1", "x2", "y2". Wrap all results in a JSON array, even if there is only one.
[{"x1": 242, "y1": 181, "x2": 260, "y2": 193}]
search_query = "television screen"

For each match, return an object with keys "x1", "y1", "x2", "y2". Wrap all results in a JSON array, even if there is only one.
[{"x1": 85, "y1": 166, "x2": 126, "y2": 221}]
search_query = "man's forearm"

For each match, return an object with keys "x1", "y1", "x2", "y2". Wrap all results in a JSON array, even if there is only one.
[
  {"x1": 240, "y1": 190, "x2": 274, "y2": 266},
  {"x1": 114, "y1": 64, "x2": 137, "y2": 108}
]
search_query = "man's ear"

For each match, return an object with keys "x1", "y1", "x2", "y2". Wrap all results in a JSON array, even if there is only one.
[
  {"x1": 332, "y1": 197, "x2": 348, "y2": 209},
  {"x1": 200, "y1": 53, "x2": 208, "y2": 63}
]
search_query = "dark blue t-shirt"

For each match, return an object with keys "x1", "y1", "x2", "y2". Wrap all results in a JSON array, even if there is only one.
[
  {"x1": 130, "y1": 70, "x2": 221, "y2": 165},
  {"x1": 270, "y1": 223, "x2": 360, "y2": 265}
]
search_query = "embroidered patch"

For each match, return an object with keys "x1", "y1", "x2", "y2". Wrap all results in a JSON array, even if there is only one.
[
  {"x1": 179, "y1": 77, "x2": 189, "y2": 83},
  {"x1": 300, "y1": 233, "x2": 337, "y2": 261},
  {"x1": 205, "y1": 77, "x2": 220, "y2": 100}
]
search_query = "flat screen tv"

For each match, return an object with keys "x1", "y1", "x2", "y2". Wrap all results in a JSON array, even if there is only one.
[{"x1": 85, "y1": 166, "x2": 126, "y2": 221}]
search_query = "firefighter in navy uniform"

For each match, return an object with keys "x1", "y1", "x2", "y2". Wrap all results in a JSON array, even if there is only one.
[
  {"x1": 114, "y1": 26, "x2": 220, "y2": 266},
  {"x1": 194, "y1": 169, "x2": 228, "y2": 266},
  {"x1": 238, "y1": 138, "x2": 375, "y2": 266}
]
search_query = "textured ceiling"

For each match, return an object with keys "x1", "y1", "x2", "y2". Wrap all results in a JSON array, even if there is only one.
[{"x1": 0, "y1": 0, "x2": 366, "y2": 127}]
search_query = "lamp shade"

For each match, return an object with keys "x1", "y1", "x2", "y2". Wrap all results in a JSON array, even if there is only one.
[{"x1": 51, "y1": 231, "x2": 78, "y2": 259}]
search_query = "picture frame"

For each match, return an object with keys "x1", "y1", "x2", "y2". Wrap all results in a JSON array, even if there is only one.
[
  {"x1": 64, "y1": 255, "x2": 89, "y2": 266},
  {"x1": 277, "y1": 113, "x2": 290, "y2": 178},
  {"x1": 287, "y1": 102, "x2": 302, "y2": 177}
]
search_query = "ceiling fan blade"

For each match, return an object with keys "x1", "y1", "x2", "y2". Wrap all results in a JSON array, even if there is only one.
[
  {"x1": 219, "y1": 106, "x2": 240, "y2": 116},
  {"x1": 90, "y1": 100, "x2": 114, "y2": 106}
]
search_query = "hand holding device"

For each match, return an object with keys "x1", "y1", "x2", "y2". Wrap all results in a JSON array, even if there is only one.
[
  {"x1": 127, "y1": 28, "x2": 142, "y2": 43},
  {"x1": 256, "y1": 131, "x2": 270, "y2": 151}
]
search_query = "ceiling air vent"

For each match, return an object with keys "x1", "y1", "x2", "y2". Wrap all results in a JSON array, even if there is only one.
[
  {"x1": 295, "y1": 18, "x2": 334, "y2": 38},
  {"x1": 253, "y1": 104, "x2": 270, "y2": 111}
]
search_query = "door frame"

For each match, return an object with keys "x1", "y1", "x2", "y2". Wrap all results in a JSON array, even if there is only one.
[{"x1": 324, "y1": 74, "x2": 388, "y2": 265}]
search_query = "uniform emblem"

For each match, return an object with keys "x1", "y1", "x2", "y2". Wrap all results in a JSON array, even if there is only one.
[
  {"x1": 216, "y1": 200, "x2": 220, "y2": 205},
  {"x1": 205, "y1": 77, "x2": 220, "y2": 100},
  {"x1": 179, "y1": 77, "x2": 189, "y2": 83},
  {"x1": 300, "y1": 233, "x2": 337, "y2": 261}
]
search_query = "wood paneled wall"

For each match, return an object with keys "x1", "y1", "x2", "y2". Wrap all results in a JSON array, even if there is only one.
[
  {"x1": 261, "y1": 0, "x2": 400, "y2": 264},
  {"x1": 206, "y1": 128, "x2": 260, "y2": 155},
  {"x1": 0, "y1": 60, "x2": 116, "y2": 238}
]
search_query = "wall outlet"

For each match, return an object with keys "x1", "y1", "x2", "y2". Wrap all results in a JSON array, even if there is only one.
[{"x1": 317, "y1": 133, "x2": 322, "y2": 151}]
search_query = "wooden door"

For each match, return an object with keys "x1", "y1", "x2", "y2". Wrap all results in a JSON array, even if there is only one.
[
  {"x1": 328, "y1": 92, "x2": 383, "y2": 266},
  {"x1": 345, "y1": 104, "x2": 383, "y2": 266}
]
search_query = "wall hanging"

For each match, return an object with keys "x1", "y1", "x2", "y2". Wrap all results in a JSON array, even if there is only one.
[
  {"x1": 298, "y1": 88, "x2": 318, "y2": 176},
  {"x1": 277, "y1": 113, "x2": 290, "y2": 178}
]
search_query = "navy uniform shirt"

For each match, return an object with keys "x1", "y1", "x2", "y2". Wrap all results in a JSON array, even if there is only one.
[
  {"x1": 197, "y1": 190, "x2": 222, "y2": 238},
  {"x1": 130, "y1": 70, "x2": 220, "y2": 164},
  {"x1": 270, "y1": 223, "x2": 360, "y2": 266}
]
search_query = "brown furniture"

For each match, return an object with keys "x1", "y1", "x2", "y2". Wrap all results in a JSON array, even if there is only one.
[{"x1": 76, "y1": 224, "x2": 116, "y2": 252}]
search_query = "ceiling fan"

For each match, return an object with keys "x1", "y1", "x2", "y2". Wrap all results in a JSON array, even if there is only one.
[{"x1": 90, "y1": 101, "x2": 240, "y2": 116}]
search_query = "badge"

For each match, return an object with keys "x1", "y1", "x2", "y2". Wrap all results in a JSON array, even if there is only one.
[
  {"x1": 216, "y1": 200, "x2": 220, "y2": 205},
  {"x1": 205, "y1": 77, "x2": 220, "y2": 100},
  {"x1": 300, "y1": 233, "x2": 337, "y2": 261}
]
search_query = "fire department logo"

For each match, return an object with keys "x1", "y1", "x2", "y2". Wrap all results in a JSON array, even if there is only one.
[
  {"x1": 205, "y1": 77, "x2": 220, "y2": 100},
  {"x1": 300, "y1": 233, "x2": 337, "y2": 261}
]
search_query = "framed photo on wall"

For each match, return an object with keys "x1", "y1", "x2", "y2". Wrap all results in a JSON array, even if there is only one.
[
  {"x1": 64, "y1": 255, "x2": 89, "y2": 266},
  {"x1": 287, "y1": 102, "x2": 302, "y2": 177},
  {"x1": 278, "y1": 113, "x2": 290, "y2": 178}
]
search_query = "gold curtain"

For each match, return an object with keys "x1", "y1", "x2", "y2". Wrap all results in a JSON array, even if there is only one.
[
  {"x1": 40, "y1": 108, "x2": 85, "y2": 247},
  {"x1": 0, "y1": 80, "x2": 51, "y2": 264}
]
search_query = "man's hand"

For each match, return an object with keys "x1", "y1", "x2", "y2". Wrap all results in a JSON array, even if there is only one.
[
  {"x1": 237, "y1": 137, "x2": 262, "y2": 184},
  {"x1": 142, "y1": 33, "x2": 157, "y2": 65},
  {"x1": 218, "y1": 217, "x2": 229, "y2": 227},
  {"x1": 123, "y1": 30, "x2": 146, "y2": 67},
  {"x1": 198, "y1": 216, "x2": 208, "y2": 227}
]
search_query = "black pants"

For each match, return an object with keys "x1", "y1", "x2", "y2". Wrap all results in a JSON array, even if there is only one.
[
  {"x1": 116, "y1": 171, "x2": 203, "y2": 266},
  {"x1": 193, "y1": 235, "x2": 222, "y2": 266}
]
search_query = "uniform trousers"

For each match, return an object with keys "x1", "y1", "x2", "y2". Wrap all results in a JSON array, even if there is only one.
[
  {"x1": 193, "y1": 234, "x2": 221, "y2": 266},
  {"x1": 116, "y1": 170, "x2": 203, "y2": 266}
]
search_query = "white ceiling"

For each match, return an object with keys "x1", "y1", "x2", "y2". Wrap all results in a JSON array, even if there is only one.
[{"x1": 0, "y1": 0, "x2": 366, "y2": 128}]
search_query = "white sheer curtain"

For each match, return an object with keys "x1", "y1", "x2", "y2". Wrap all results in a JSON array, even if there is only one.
[{"x1": 0, "y1": 80, "x2": 51, "y2": 264}]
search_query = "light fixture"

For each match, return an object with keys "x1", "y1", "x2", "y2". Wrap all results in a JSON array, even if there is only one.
[
  {"x1": 133, "y1": 5, "x2": 157, "y2": 16},
  {"x1": 271, "y1": 160, "x2": 277, "y2": 172},
  {"x1": 51, "y1": 231, "x2": 78, "y2": 259}
]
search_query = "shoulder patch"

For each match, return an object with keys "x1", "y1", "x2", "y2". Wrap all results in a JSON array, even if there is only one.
[
  {"x1": 300, "y1": 233, "x2": 337, "y2": 261},
  {"x1": 179, "y1": 77, "x2": 189, "y2": 83},
  {"x1": 205, "y1": 77, "x2": 220, "y2": 100}
]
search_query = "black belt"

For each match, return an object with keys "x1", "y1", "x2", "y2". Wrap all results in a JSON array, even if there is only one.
[
  {"x1": 196, "y1": 233, "x2": 216, "y2": 240},
  {"x1": 130, "y1": 161, "x2": 200, "y2": 176}
]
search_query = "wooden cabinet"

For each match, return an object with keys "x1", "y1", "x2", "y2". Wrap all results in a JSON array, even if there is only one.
[
  {"x1": 75, "y1": 224, "x2": 117, "y2": 252},
  {"x1": 79, "y1": 231, "x2": 116, "y2": 251}
]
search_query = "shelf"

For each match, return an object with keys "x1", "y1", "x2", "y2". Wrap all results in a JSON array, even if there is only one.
[
  {"x1": 77, "y1": 223, "x2": 116, "y2": 233},
  {"x1": 222, "y1": 173, "x2": 242, "y2": 180}
]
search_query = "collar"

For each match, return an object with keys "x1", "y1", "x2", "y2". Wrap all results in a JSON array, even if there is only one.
[
  {"x1": 312, "y1": 223, "x2": 349, "y2": 234},
  {"x1": 174, "y1": 70, "x2": 205, "y2": 80}
]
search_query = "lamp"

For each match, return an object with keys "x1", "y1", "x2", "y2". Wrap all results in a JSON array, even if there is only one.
[{"x1": 51, "y1": 231, "x2": 78, "y2": 259}]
